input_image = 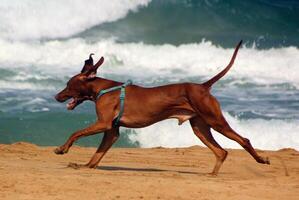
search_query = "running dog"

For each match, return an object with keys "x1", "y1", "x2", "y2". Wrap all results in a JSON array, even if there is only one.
[{"x1": 54, "y1": 41, "x2": 269, "y2": 175}]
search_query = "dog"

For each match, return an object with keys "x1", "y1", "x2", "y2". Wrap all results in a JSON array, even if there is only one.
[{"x1": 54, "y1": 41, "x2": 269, "y2": 175}]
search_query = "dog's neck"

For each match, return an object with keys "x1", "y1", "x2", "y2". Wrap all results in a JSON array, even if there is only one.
[{"x1": 88, "y1": 77, "x2": 123, "y2": 98}]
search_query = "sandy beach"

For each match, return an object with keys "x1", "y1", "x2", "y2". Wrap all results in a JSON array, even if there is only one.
[{"x1": 0, "y1": 142, "x2": 298, "y2": 200}]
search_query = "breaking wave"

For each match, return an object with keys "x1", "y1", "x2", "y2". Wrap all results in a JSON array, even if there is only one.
[
  {"x1": 0, "y1": 38, "x2": 298, "y2": 90},
  {"x1": 0, "y1": 0, "x2": 151, "y2": 41}
]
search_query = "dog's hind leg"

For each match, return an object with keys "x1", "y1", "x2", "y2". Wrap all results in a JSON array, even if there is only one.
[
  {"x1": 211, "y1": 119, "x2": 270, "y2": 165},
  {"x1": 85, "y1": 128, "x2": 119, "y2": 168},
  {"x1": 198, "y1": 95, "x2": 270, "y2": 165},
  {"x1": 189, "y1": 117, "x2": 227, "y2": 175}
]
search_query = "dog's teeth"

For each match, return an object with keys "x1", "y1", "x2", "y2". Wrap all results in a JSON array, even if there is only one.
[{"x1": 66, "y1": 98, "x2": 75, "y2": 109}]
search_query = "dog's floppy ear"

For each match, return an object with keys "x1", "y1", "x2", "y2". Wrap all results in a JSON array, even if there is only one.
[{"x1": 81, "y1": 54, "x2": 104, "y2": 79}]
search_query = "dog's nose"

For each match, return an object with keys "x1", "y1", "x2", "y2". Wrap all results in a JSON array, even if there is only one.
[{"x1": 55, "y1": 94, "x2": 61, "y2": 102}]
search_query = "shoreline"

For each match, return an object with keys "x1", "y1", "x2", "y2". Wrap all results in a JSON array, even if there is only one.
[{"x1": 0, "y1": 142, "x2": 298, "y2": 200}]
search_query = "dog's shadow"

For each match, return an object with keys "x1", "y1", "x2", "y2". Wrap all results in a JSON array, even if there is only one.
[
  {"x1": 96, "y1": 165, "x2": 202, "y2": 175},
  {"x1": 66, "y1": 162, "x2": 213, "y2": 176}
]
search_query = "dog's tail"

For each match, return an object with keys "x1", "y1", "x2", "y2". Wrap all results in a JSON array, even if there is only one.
[{"x1": 202, "y1": 40, "x2": 242, "y2": 89}]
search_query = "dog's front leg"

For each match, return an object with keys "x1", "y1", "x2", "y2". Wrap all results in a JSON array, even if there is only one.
[
  {"x1": 85, "y1": 128, "x2": 119, "y2": 168},
  {"x1": 54, "y1": 121, "x2": 111, "y2": 155}
]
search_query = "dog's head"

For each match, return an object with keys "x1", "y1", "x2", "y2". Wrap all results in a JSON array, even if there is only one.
[{"x1": 55, "y1": 54, "x2": 104, "y2": 110}]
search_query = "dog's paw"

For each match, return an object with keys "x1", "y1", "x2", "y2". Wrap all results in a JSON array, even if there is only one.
[
  {"x1": 54, "y1": 147, "x2": 67, "y2": 155},
  {"x1": 207, "y1": 172, "x2": 218, "y2": 177},
  {"x1": 67, "y1": 162, "x2": 88, "y2": 170},
  {"x1": 264, "y1": 157, "x2": 270, "y2": 165},
  {"x1": 258, "y1": 156, "x2": 270, "y2": 165},
  {"x1": 67, "y1": 162, "x2": 80, "y2": 169}
]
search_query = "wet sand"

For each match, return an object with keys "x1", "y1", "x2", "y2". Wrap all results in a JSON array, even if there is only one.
[{"x1": 0, "y1": 142, "x2": 298, "y2": 200}]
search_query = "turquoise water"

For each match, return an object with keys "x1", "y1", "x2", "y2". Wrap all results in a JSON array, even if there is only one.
[
  {"x1": 80, "y1": 0, "x2": 299, "y2": 48},
  {"x1": 0, "y1": 0, "x2": 298, "y2": 150}
]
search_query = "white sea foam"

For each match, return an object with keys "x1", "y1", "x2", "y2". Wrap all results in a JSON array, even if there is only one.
[
  {"x1": 0, "y1": 80, "x2": 56, "y2": 90},
  {"x1": 0, "y1": 0, "x2": 151, "y2": 41},
  {"x1": 128, "y1": 112, "x2": 299, "y2": 150},
  {"x1": 0, "y1": 96, "x2": 49, "y2": 112},
  {"x1": 0, "y1": 38, "x2": 298, "y2": 87}
]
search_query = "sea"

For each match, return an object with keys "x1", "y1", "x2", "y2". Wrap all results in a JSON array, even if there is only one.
[{"x1": 0, "y1": 0, "x2": 298, "y2": 150}]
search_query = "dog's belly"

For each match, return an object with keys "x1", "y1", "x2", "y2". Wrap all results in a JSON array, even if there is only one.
[
  {"x1": 120, "y1": 109, "x2": 196, "y2": 128},
  {"x1": 168, "y1": 112, "x2": 197, "y2": 125}
]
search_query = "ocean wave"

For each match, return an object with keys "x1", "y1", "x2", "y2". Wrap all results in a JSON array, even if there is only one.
[
  {"x1": 0, "y1": 38, "x2": 298, "y2": 87},
  {"x1": 0, "y1": 80, "x2": 56, "y2": 90},
  {"x1": 0, "y1": 0, "x2": 151, "y2": 41},
  {"x1": 77, "y1": 0, "x2": 299, "y2": 48},
  {"x1": 0, "y1": 67, "x2": 63, "y2": 90},
  {"x1": 0, "y1": 95, "x2": 49, "y2": 113},
  {"x1": 129, "y1": 112, "x2": 299, "y2": 150}
]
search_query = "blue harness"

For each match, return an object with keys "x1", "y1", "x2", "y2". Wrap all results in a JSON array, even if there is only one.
[{"x1": 97, "y1": 80, "x2": 133, "y2": 127}]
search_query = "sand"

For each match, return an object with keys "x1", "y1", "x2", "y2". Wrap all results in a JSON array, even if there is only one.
[{"x1": 0, "y1": 142, "x2": 298, "y2": 200}]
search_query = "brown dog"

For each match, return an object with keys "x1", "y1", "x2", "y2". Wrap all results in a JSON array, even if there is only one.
[{"x1": 54, "y1": 41, "x2": 269, "y2": 175}]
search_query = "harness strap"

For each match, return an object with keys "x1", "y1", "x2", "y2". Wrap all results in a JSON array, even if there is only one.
[{"x1": 97, "y1": 80, "x2": 133, "y2": 127}]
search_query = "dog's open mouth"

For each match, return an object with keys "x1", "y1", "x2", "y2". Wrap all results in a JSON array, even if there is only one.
[
  {"x1": 67, "y1": 98, "x2": 78, "y2": 110},
  {"x1": 66, "y1": 96, "x2": 94, "y2": 110}
]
